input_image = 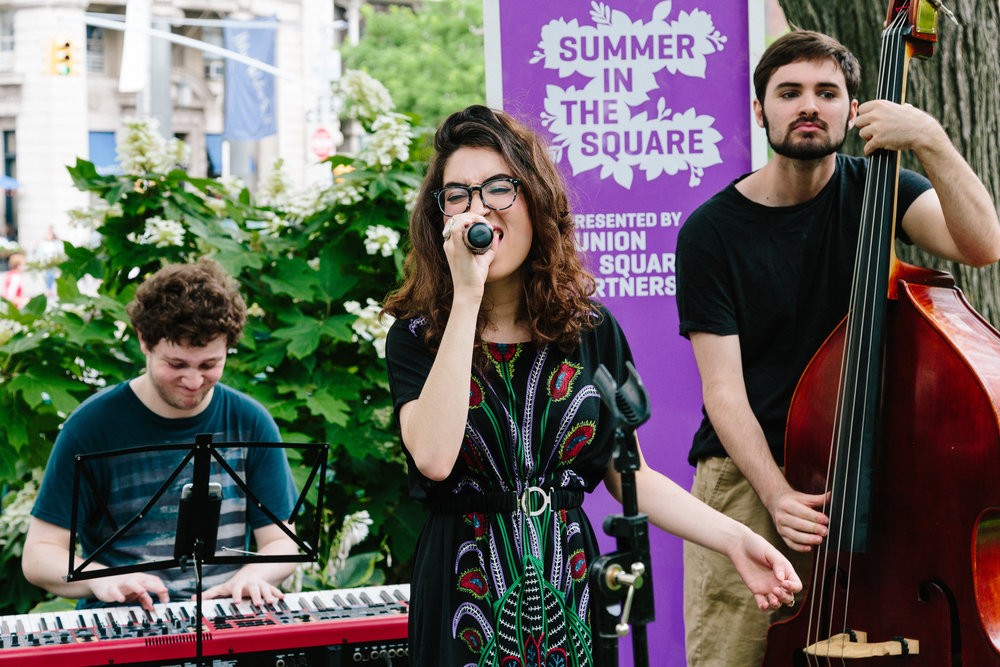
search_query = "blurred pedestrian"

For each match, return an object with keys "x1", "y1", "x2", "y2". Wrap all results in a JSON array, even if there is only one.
[{"x1": 0, "y1": 252, "x2": 28, "y2": 308}]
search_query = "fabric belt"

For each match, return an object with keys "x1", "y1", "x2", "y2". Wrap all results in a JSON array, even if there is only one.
[{"x1": 425, "y1": 486, "x2": 584, "y2": 516}]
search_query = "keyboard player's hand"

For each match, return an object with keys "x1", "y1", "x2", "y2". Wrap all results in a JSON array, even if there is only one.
[
  {"x1": 90, "y1": 573, "x2": 171, "y2": 611},
  {"x1": 198, "y1": 568, "x2": 284, "y2": 608}
]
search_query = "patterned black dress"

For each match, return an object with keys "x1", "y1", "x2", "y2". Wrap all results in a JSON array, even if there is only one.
[{"x1": 385, "y1": 305, "x2": 634, "y2": 667}]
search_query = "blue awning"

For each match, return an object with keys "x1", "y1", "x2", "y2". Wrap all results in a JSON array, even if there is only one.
[
  {"x1": 88, "y1": 131, "x2": 120, "y2": 175},
  {"x1": 206, "y1": 134, "x2": 223, "y2": 177}
]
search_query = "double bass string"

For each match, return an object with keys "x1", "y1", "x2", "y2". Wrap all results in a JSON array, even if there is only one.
[{"x1": 804, "y1": 8, "x2": 910, "y2": 664}]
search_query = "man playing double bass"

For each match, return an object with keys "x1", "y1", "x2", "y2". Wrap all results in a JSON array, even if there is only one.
[{"x1": 675, "y1": 29, "x2": 1000, "y2": 666}]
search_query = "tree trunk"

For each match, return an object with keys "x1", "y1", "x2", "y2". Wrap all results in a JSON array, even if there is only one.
[{"x1": 777, "y1": 0, "x2": 1000, "y2": 324}]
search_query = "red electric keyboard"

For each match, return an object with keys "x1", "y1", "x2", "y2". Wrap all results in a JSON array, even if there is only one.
[{"x1": 0, "y1": 583, "x2": 410, "y2": 666}]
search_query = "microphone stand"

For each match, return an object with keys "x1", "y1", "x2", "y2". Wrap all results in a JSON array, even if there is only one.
[{"x1": 590, "y1": 361, "x2": 654, "y2": 667}]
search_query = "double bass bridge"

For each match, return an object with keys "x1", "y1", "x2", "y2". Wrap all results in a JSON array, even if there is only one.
[{"x1": 805, "y1": 630, "x2": 920, "y2": 659}]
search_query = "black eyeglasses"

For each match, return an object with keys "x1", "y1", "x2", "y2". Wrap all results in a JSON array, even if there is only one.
[{"x1": 431, "y1": 177, "x2": 521, "y2": 216}]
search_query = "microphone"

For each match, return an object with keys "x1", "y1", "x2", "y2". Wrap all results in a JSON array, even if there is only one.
[{"x1": 463, "y1": 222, "x2": 494, "y2": 254}]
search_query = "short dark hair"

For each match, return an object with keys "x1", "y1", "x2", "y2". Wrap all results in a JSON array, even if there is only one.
[
  {"x1": 127, "y1": 258, "x2": 247, "y2": 349},
  {"x1": 753, "y1": 30, "x2": 861, "y2": 103}
]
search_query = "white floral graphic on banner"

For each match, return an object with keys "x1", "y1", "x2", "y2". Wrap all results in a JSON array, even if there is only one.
[{"x1": 533, "y1": 1, "x2": 726, "y2": 188}]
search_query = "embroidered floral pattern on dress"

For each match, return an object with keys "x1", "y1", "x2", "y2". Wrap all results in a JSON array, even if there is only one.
[
  {"x1": 559, "y1": 423, "x2": 595, "y2": 464},
  {"x1": 460, "y1": 435, "x2": 489, "y2": 473},
  {"x1": 461, "y1": 627, "x2": 485, "y2": 653},
  {"x1": 464, "y1": 512, "x2": 488, "y2": 538},
  {"x1": 487, "y1": 342, "x2": 522, "y2": 377},
  {"x1": 547, "y1": 361, "x2": 582, "y2": 401},
  {"x1": 459, "y1": 567, "x2": 491, "y2": 599},
  {"x1": 568, "y1": 550, "x2": 588, "y2": 582},
  {"x1": 470, "y1": 376, "x2": 485, "y2": 408}
]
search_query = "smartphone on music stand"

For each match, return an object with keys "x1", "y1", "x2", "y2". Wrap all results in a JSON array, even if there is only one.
[{"x1": 174, "y1": 482, "x2": 222, "y2": 560}]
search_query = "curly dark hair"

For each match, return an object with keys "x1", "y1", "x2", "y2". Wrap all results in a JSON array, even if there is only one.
[
  {"x1": 127, "y1": 258, "x2": 247, "y2": 349},
  {"x1": 753, "y1": 29, "x2": 861, "y2": 103},
  {"x1": 382, "y1": 105, "x2": 598, "y2": 357}
]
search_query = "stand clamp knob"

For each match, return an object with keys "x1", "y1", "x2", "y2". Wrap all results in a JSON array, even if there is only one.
[{"x1": 605, "y1": 562, "x2": 645, "y2": 637}]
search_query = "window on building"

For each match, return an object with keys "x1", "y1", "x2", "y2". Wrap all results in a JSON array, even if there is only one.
[
  {"x1": 3, "y1": 130, "x2": 17, "y2": 243},
  {"x1": 0, "y1": 11, "x2": 14, "y2": 72},
  {"x1": 202, "y1": 26, "x2": 224, "y2": 80},
  {"x1": 86, "y1": 25, "x2": 106, "y2": 75}
]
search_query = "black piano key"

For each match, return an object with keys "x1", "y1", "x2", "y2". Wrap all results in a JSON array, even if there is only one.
[
  {"x1": 379, "y1": 590, "x2": 393, "y2": 603},
  {"x1": 310, "y1": 595, "x2": 326, "y2": 610},
  {"x1": 332, "y1": 594, "x2": 347, "y2": 608},
  {"x1": 360, "y1": 592, "x2": 374, "y2": 606},
  {"x1": 346, "y1": 593, "x2": 360, "y2": 606},
  {"x1": 393, "y1": 588, "x2": 408, "y2": 602}
]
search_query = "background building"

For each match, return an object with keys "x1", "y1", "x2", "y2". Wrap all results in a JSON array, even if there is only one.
[{"x1": 0, "y1": 0, "x2": 417, "y2": 263}]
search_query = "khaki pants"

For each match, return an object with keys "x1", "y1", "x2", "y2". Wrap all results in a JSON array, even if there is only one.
[{"x1": 683, "y1": 457, "x2": 812, "y2": 667}]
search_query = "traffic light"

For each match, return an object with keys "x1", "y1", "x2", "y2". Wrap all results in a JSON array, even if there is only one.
[{"x1": 49, "y1": 38, "x2": 74, "y2": 76}]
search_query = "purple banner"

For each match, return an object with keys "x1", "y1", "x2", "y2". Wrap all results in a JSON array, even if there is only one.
[{"x1": 485, "y1": 1, "x2": 761, "y2": 662}]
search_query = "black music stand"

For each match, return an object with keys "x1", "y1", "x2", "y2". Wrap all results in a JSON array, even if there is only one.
[
  {"x1": 589, "y1": 361, "x2": 654, "y2": 667},
  {"x1": 64, "y1": 432, "x2": 328, "y2": 664}
]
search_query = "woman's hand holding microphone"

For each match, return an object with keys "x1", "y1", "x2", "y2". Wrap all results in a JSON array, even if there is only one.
[
  {"x1": 442, "y1": 216, "x2": 496, "y2": 296},
  {"x1": 442, "y1": 217, "x2": 495, "y2": 254}
]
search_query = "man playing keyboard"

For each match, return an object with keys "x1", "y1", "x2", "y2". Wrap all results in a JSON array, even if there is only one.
[{"x1": 21, "y1": 259, "x2": 299, "y2": 611}]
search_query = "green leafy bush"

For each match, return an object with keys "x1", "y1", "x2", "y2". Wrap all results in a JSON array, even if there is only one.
[{"x1": 0, "y1": 77, "x2": 426, "y2": 614}]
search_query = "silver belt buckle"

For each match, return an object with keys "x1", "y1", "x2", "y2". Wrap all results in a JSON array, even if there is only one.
[{"x1": 520, "y1": 486, "x2": 551, "y2": 517}]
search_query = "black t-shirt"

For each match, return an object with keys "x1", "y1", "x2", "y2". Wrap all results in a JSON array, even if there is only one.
[{"x1": 676, "y1": 154, "x2": 931, "y2": 465}]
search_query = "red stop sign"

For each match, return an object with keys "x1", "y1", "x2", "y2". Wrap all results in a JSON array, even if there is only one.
[{"x1": 310, "y1": 127, "x2": 335, "y2": 160}]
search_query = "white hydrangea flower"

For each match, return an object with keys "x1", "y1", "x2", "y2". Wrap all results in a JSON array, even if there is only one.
[
  {"x1": 344, "y1": 298, "x2": 393, "y2": 358},
  {"x1": 67, "y1": 201, "x2": 123, "y2": 232},
  {"x1": 402, "y1": 187, "x2": 420, "y2": 213},
  {"x1": 357, "y1": 113, "x2": 413, "y2": 169},
  {"x1": 258, "y1": 159, "x2": 293, "y2": 208},
  {"x1": 364, "y1": 224, "x2": 400, "y2": 257},
  {"x1": 246, "y1": 303, "x2": 266, "y2": 318},
  {"x1": 205, "y1": 197, "x2": 229, "y2": 217},
  {"x1": 329, "y1": 510, "x2": 374, "y2": 577},
  {"x1": 0, "y1": 318, "x2": 27, "y2": 346},
  {"x1": 329, "y1": 181, "x2": 366, "y2": 207},
  {"x1": 0, "y1": 469, "x2": 43, "y2": 548},
  {"x1": 281, "y1": 189, "x2": 329, "y2": 223},
  {"x1": 214, "y1": 175, "x2": 247, "y2": 201},
  {"x1": 129, "y1": 216, "x2": 186, "y2": 248},
  {"x1": 338, "y1": 70, "x2": 395, "y2": 125},
  {"x1": 117, "y1": 117, "x2": 189, "y2": 175}
]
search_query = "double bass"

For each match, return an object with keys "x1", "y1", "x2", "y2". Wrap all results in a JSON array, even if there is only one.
[{"x1": 763, "y1": 1, "x2": 1000, "y2": 664}]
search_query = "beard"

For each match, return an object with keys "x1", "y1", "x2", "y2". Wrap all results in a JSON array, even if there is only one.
[{"x1": 763, "y1": 112, "x2": 850, "y2": 161}]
